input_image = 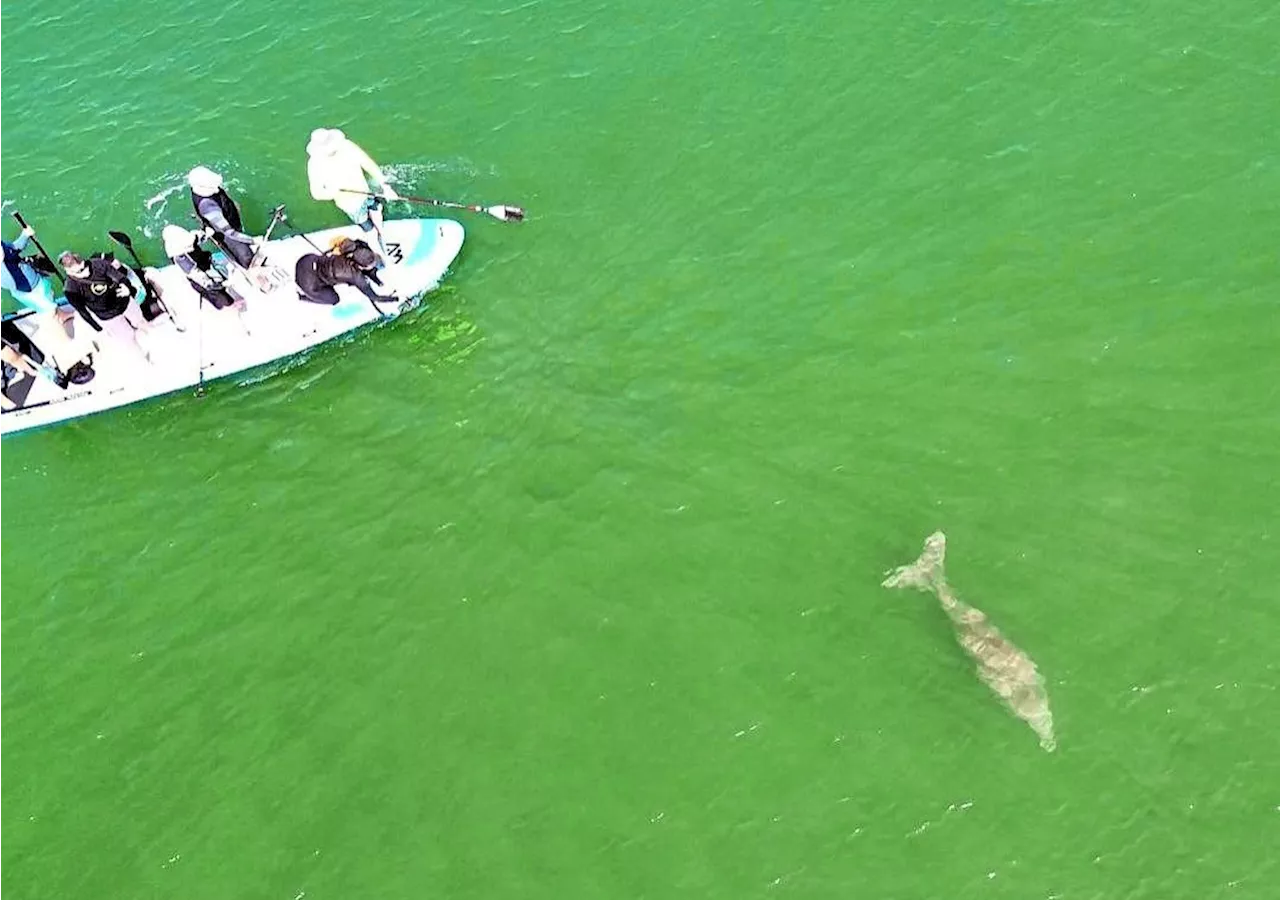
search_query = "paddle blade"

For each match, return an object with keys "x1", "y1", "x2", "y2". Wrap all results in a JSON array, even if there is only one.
[
  {"x1": 107, "y1": 230, "x2": 134, "y2": 248},
  {"x1": 486, "y1": 205, "x2": 525, "y2": 222}
]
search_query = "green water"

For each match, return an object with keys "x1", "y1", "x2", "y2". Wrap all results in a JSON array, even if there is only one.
[{"x1": 3, "y1": 0, "x2": 1278, "y2": 897}]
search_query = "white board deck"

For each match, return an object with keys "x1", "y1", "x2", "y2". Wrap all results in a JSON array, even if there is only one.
[{"x1": 2, "y1": 217, "x2": 464, "y2": 436}]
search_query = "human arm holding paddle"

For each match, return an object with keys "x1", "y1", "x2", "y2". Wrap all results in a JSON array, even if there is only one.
[
  {"x1": 11, "y1": 224, "x2": 34, "y2": 252},
  {"x1": 304, "y1": 127, "x2": 526, "y2": 227},
  {"x1": 3, "y1": 222, "x2": 61, "y2": 299},
  {"x1": 195, "y1": 202, "x2": 255, "y2": 249}
]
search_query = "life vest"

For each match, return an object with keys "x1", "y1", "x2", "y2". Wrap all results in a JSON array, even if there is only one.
[
  {"x1": 314, "y1": 253, "x2": 368, "y2": 288},
  {"x1": 191, "y1": 188, "x2": 244, "y2": 234},
  {"x1": 65, "y1": 258, "x2": 135, "y2": 319},
  {"x1": 332, "y1": 237, "x2": 379, "y2": 271}
]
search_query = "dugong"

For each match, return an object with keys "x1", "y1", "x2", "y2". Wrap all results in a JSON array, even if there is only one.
[{"x1": 883, "y1": 532, "x2": 1057, "y2": 752}]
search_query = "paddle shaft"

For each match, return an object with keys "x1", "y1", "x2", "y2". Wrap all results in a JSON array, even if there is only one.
[
  {"x1": 188, "y1": 208, "x2": 287, "y2": 394},
  {"x1": 107, "y1": 230, "x2": 185, "y2": 332},
  {"x1": 245, "y1": 208, "x2": 285, "y2": 269},
  {"x1": 10, "y1": 212, "x2": 65, "y2": 285},
  {"x1": 339, "y1": 188, "x2": 523, "y2": 221},
  {"x1": 1, "y1": 397, "x2": 56, "y2": 415}
]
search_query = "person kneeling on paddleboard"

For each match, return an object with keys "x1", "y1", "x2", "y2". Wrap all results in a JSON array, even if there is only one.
[
  {"x1": 305, "y1": 128, "x2": 400, "y2": 259},
  {"x1": 188, "y1": 166, "x2": 259, "y2": 270},
  {"x1": 294, "y1": 237, "x2": 393, "y2": 307},
  {"x1": 59, "y1": 251, "x2": 153, "y2": 364}
]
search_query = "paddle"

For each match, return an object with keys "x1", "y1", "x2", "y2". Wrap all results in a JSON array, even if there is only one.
[
  {"x1": 10, "y1": 212, "x2": 66, "y2": 285},
  {"x1": 191, "y1": 206, "x2": 290, "y2": 302},
  {"x1": 1, "y1": 397, "x2": 57, "y2": 415},
  {"x1": 341, "y1": 188, "x2": 525, "y2": 222},
  {"x1": 246, "y1": 205, "x2": 287, "y2": 269},
  {"x1": 107, "y1": 230, "x2": 186, "y2": 333},
  {"x1": 277, "y1": 211, "x2": 389, "y2": 319}
]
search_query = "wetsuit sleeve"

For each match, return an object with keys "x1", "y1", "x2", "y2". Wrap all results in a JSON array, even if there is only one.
[
  {"x1": 12, "y1": 232, "x2": 31, "y2": 252},
  {"x1": 197, "y1": 198, "x2": 254, "y2": 245},
  {"x1": 62, "y1": 283, "x2": 103, "y2": 332},
  {"x1": 332, "y1": 257, "x2": 385, "y2": 302},
  {"x1": 352, "y1": 276, "x2": 384, "y2": 302}
]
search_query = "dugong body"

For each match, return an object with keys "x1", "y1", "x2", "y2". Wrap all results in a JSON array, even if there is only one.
[{"x1": 883, "y1": 532, "x2": 1057, "y2": 752}]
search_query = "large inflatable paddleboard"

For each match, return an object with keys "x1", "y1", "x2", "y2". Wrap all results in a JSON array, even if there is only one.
[{"x1": 1, "y1": 217, "x2": 464, "y2": 436}]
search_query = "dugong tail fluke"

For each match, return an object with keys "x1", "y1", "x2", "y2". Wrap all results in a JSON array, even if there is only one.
[
  {"x1": 882, "y1": 532, "x2": 1057, "y2": 753},
  {"x1": 881, "y1": 531, "x2": 948, "y2": 593}
]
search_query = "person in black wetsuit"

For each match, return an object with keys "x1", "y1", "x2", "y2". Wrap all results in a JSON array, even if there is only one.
[
  {"x1": 294, "y1": 237, "x2": 394, "y2": 306},
  {"x1": 59, "y1": 251, "x2": 153, "y2": 363},
  {"x1": 188, "y1": 166, "x2": 257, "y2": 269}
]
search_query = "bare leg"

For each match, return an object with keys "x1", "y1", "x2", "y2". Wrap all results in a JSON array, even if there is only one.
[
  {"x1": 98, "y1": 312, "x2": 152, "y2": 364},
  {"x1": 359, "y1": 197, "x2": 391, "y2": 262},
  {"x1": 120, "y1": 301, "x2": 152, "y2": 332},
  {"x1": 0, "y1": 342, "x2": 40, "y2": 406},
  {"x1": 2, "y1": 344, "x2": 39, "y2": 377}
]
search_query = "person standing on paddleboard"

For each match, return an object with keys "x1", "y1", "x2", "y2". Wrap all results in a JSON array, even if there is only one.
[
  {"x1": 305, "y1": 128, "x2": 400, "y2": 260},
  {"x1": 3, "y1": 224, "x2": 61, "y2": 312},
  {"x1": 188, "y1": 166, "x2": 259, "y2": 270},
  {"x1": 59, "y1": 251, "x2": 153, "y2": 364}
]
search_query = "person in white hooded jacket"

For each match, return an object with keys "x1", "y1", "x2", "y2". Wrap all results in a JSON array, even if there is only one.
[{"x1": 305, "y1": 128, "x2": 400, "y2": 257}]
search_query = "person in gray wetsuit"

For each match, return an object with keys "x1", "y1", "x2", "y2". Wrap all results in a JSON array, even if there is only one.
[{"x1": 188, "y1": 166, "x2": 257, "y2": 269}]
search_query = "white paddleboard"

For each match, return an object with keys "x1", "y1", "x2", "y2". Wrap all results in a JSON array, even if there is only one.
[{"x1": 1, "y1": 217, "x2": 464, "y2": 436}]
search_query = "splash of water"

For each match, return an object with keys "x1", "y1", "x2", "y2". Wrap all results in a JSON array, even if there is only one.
[
  {"x1": 883, "y1": 532, "x2": 1057, "y2": 752},
  {"x1": 143, "y1": 182, "x2": 186, "y2": 212}
]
